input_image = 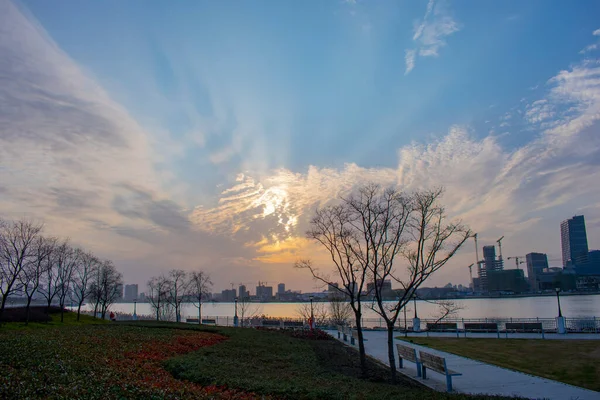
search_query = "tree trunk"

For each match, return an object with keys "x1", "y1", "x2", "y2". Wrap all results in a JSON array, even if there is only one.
[
  {"x1": 0, "y1": 295, "x2": 8, "y2": 324},
  {"x1": 93, "y1": 302, "x2": 99, "y2": 319},
  {"x1": 46, "y1": 296, "x2": 52, "y2": 313},
  {"x1": 77, "y1": 300, "x2": 84, "y2": 321},
  {"x1": 198, "y1": 302, "x2": 202, "y2": 325},
  {"x1": 25, "y1": 296, "x2": 33, "y2": 326},
  {"x1": 354, "y1": 311, "x2": 367, "y2": 376},
  {"x1": 387, "y1": 323, "x2": 397, "y2": 383},
  {"x1": 60, "y1": 299, "x2": 65, "y2": 322}
]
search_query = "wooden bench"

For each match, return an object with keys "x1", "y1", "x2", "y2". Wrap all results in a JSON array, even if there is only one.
[
  {"x1": 351, "y1": 330, "x2": 358, "y2": 345},
  {"x1": 426, "y1": 322, "x2": 458, "y2": 332},
  {"x1": 262, "y1": 319, "x2": 282, "y2": 328},
  {"x1": 283, "y1": 321, "x2": 304, "y2": 329},
  {"x1": 505, "y1": 322, "x2": 543, "y2": 333},
  {"x1": 419, "y1": 351, "x2": 462, "y2": 392},
  {"x1": 464, "y1": 322, "x2": 498, "y2": 332},
  {"x1": 201, "y1": 319, "x2": 216, "y2": 325},
  {"x1": 186, "y1": 318, "x2": 199, "y2": 323},
  {"x1": 336, "y1": 325, "x2": 344, "y2": 339},
  {"x1": 396, "y1": 343, "x2": 422, "y2": 377}
]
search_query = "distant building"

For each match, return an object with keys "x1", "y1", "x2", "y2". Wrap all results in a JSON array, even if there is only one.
[
  {"x1": 238, "y1": 285, "x2": 249, "y2": 299},
  {"x1": 124, "y1": 284, "x2": 138, "y2": 302},
  {"x1": 480, "y1": 245, "x2": 503, "y2": 292},
  {"x1": 138, "y1": 292, "x2": 146, "y2": 302},
  {"x1": 221, "y1": 289, "x2": 236, "y2": 302},
  {"x1": 366, "y1": 279, "x2": 394, "y2": 299},
  {"x1": 277, "y1": 283, "x2": 285, "y2": 295},
  {"x1": 256, "y1": 284, "x2": 273, "y2": 301},
  {"x1": 115, "y1": 284, "x2": 124, "y2": 302},
  {"x1": 487, "y1": 269, "x2": 529, "y2": 293},
  {"x1": 575, "y1": 250, "x2": 600, "y2": 277},
  {"x1": 526, "y1": 253, "x2": 549, "y2": 291},
  {"x1": 561, "y1": 215, "x2": 589, "y2": 268}
]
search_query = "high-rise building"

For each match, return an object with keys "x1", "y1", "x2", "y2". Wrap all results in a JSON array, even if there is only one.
[
  {"x1": 115, "y1": 284, "x2": 124, "y2": 301},
  {"x1": 124, "y1": 284, "x2": 138, "y2": 302},
  {"x1": 366, "y1": 279, "x2": 393, "y2": 298},
  {"x1": 277, "y1": 283, "x2": 285, "y2": 295},
  {"x1": 256, "y1": 284, "x2": 273, "y2": 301},
  {"x1": 525, "y1": 253, "x2": 549, "y2": 291},
  {"x1": 238, "y1": 284, "x2": 248, "y2": 299},
  {"x1": 561, "y1": 215, "x2": 589, "y2": 268},
  {"x1": 483, "y1": 245, "x2": 503, "y2": 272},
  {"x1": 221, "y1": 289, "x2": 236, "y2": 302}
]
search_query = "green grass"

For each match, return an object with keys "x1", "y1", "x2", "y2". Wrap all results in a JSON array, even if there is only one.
[
  {"x1": 0, "y1": 318, "x2": 511, "y2": 399},
  {"x1": 161, "y1": 324, "x2": 510, "y2": 400},
  {"x1": 399, "y1": 337, "x2": 600, "y2": 392},
  {"x1": 0, "y1": 310, "x2": 107, "y2": 330}
]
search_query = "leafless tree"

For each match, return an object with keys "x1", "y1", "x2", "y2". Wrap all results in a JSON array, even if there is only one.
[
  {"x1": 95, "y1": 260, "x2": 122, "y2": 319},
  {"x1": 296, "y1": 301, "x2": 328, "y2": 326},
  {"x1": 18, "y1": 235, "x2": 53, "y2": 324},
  {"x1": 38, "y1": 237, "x2": 59, "y2": 312},
  {"x1": 71, "y1": 250, "x2": 99, "y2": 321},
  {"x1": 147, "y1": 275, "x2": 170, "y2": 321},
  {"x1": 295, "y1": 201, "x2": 372, "y2": 373},
  {"x1": 188, "y1": 270, "x2": 212, "y2": 324},
  {"x1": 0, "y1": 218, "x2": 43, "y2": 323},
  {"x1": 165, "y1": 269, "x2": 188, "y2": 323},
  {"x1": 329, "y1": 294, "x2": 352, "y2": 326},
  {"x1": 425, "y1": 299, "x2": 464, "y2": 337},
  {"x1": 365, "y1": 187, "x2": 471, "y2": 381},
  {"x1": 237, "y1": 296, "x2": 261, "y2": 327},
  {"x1": 54, "y1": 240, "x2": 79, "y2": 322}
]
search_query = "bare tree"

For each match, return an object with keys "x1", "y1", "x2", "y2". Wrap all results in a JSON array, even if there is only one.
[
  {"x1": 237, "y1": 296, "x2": 261, "y2": 327},
  {"x1": 366, "y1": 187, "x2": 471, "y2": 381},
  {"x1": 165, "y1": 269, "x2": 188, "y2": 323},
  {"x1": 96, "y1": 260, "x2": 122, "y2": 319},
  {"x1": 188, "y1": 270, "x2": 212, "y2": 324},
  {"x1": 425, "y1": 299, "x2": 464, "y2": 336},
  {"x1": 0, "y1": 218, "x2": 43, "y2": 323},
  {"x1": 38, "y1": 237, "x2": 59, "y2": 312},
  {"x1": 295, "y1": 203, "x2": 372, "y2": 373},
  {"x1": 329, "y1": 294, "x2": 352, "y2": 326},
  {"x1": 54, "y1": 240, "x2": 79, "y2": 322},
  {"x1": 72, "y1": 250, "x2": 99, "y2": 321},
  {"x1": 296, "y1": 301, "x2": 328, "y2": 326},
  {"x1": 147, "y1": 275, "x2": 170, "y2": 321},
  {"x1": 18, "y1": 236, "x2": 53, "y2": 324}
]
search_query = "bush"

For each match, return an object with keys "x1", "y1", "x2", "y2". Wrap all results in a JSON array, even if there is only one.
[{"x1": 0, "y1": 306, "x2": 65, "y2": 323}]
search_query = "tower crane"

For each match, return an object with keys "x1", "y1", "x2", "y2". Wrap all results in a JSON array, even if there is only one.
[
  {"x1": 496, "y1": 236, "x2": 505, "y2": 262},
  {"x1": 507, "y1": 256, "x2": 525, "y2": 270},
  {"x1": 472, "y1": 233, "x2": 480, "y2": 269}
]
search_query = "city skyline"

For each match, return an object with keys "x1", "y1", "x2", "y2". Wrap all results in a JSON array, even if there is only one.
[{"x1": 2, "y1": 0, "x2": 600, "y2": 292}]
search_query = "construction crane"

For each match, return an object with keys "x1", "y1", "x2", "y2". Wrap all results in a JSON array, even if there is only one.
[
  {"x1": 472, "y1": 233, "x2": 480, "y2": 269},
  {"x1": 507, "y1": 256, "x2": 525, "y2": 270},
  {"x1": 496, "y1": 236, "x2": 505, "y2": 262}
]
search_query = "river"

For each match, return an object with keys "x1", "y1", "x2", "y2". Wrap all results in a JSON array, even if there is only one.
[{"x1": 80, "y1": 294, "x2": 600, "y2": 320}]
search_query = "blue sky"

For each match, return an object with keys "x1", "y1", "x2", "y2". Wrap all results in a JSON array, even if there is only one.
[{"x1": 2, "y1": 0, "x2": 600, "y2": 291}]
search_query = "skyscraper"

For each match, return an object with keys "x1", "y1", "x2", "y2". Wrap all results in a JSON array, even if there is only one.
[
  {"x1": 561, "y1": 215, "x2": 589, "y2": 268},
  {"x1": 277, "y1": 283, "x2": 285, "y2": 295},
  {"x1": 238, "y1": 284, "x2": 248, "y2": 299},
  {"x1": 483, "y1": 245, "x2": 503, "y2": 272},
  {"x1": 526, "y1": 253, "x2": 548, "y2": 291},
  {"x1": 124, "y1": 284, "x2": 138, "y2": 302}
]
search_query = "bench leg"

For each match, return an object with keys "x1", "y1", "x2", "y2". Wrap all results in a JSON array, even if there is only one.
[
  {"x1": 446, "y1": 374, "x2": 453, "y2": 392},
  {"x1": 421, "y1": 366, "x2": 427, "y2": 379},
  {"x1": 343, "y1": 334, "x2": 347, "y2": 341},
  {"x1": 398, "y1": 358, "x2": 403, "y2": 369},
  {"x1": 351, "y1": 337, "x2": 355, "y2": 345},
  {"x1": 338, "y1": 332, "x2": 340, "y2": 339},
  {"x1": 416, "y1": 362, "x2": 422, "y2": 377}
]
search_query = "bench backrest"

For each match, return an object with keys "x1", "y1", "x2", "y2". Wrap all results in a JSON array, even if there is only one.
[
  {"x1": 419, "y1": 351, "x2": 447, "y2": 374},
  {"x1": 505, "y1": 322, "x2": 543, "y2": 332},
  {"x1": 464, "y1": 322, "x2": 498, "y2": 331},
  {"x1": 201, "y1": 319, "x2": 216, "y2": 324},
  {"x1": 426, "y1": 322, "x2": 458, "y2": 331},
  {"x1": 283, "y1": 321, "x2": 304, "y2": 327},
  {"x1": 396, "y1": 344, "x2": 418, "y2": 363},
  {"x1": 352, "y1": 330, "x2": 359, "y2": 339}
]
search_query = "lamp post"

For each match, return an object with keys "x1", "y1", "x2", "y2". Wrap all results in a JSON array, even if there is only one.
[
  {"x1": 412, "y1": 294, "x2": 421, "y2": 333},
  {"x1": 555, "y1": 287, "x2": 562, "y2": 317},
  {"x1": 233, "y1": 297, "x2": 239, "y2": 327},
  {"x1": 309, "y1": 295, "x2": 314, "y2": 330},
  {"x1": 133, "y1": 299, "x2": 137, "y2": 321},
  {"x1": 413, "y1": 295, "x2": 418, "y2": 319}
]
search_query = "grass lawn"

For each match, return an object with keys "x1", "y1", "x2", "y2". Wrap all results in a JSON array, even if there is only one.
[
  {"x1": 0, "y1": 316, "x2": 510, "y2": 399},
  {"x1": 400, "y1": 337, "x2": 600, "y2": 392}
]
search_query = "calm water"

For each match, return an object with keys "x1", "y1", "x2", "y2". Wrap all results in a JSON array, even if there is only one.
[{"x1": 82, "y1": 294, "x2": 600, "y2": 320}]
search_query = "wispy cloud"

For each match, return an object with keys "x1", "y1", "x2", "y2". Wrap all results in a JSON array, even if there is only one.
[
  {"x1": 405, "y1": 0, "x2": 461, "y2": 74},
  {"x1": 580, "y1": 28, "x2": 600, "y2": 54}
]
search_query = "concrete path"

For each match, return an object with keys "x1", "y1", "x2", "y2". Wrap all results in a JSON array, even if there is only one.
[{"x1": 328, "y1": 330, "x2": 600, "y2": 400}]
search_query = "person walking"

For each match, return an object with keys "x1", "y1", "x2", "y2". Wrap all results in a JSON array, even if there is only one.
[{"x1": 109, "y1": 311, "x2": 115, "y2": 321}]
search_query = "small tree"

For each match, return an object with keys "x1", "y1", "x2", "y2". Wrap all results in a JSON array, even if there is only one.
[
  {"x1": 72, "y1": 250, "x2": 99, "y2": 321},
  {"x1": 0, "y1": 218, "x2": 43, "y2": 323},
  {"x1": 18, "y1": 235, "x2": 53, "y2": 324},
  {"x1": 96, "y1": 260, "x2": 122, "y2": 319},
  {"x1": 188, "y1": 270, "x2": 212, "y2": 324},
  {"x1": 296, "y1": 301, "x2": 328, "y2": 327},
  {"x1": 166, "y1": 269, "x2": 188, "y2": 323},
  {"x1": 54, "y1": 240, "x2": 79, "y2": 323},
  {"x1": 38, "y1": 237, "x2": 59, "y2": 312},
  {"x1": 329, "y1": 294, "x2": 352, "y2": 326},
  {"x1": 147, "y1": 275, "x2": 170, "y2": 321},
  {"x1": 238, "y1": 296, "x2": 261, "y2": 327}
]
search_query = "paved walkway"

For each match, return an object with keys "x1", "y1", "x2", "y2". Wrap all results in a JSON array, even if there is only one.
[{"x1": 327, "y1": 330, "x2": 600, "y2": 400}]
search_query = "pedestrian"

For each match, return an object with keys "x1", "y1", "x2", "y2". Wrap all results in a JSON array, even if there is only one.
[{"x1": 110, "y1": 311, "x2": 115, "y2": 321}]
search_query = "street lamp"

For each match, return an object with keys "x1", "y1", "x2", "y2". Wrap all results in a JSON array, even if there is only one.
[
  {"x1": 233, "y1": 297, "x2": 239, "y2": 327},
  {"x1": 309, "y1": 295, "x2": 314, "y2": 330},
  {"x1": 555, "y1": 287, "x2": 563, "y2": 317},
  {"x1": 133, "y1": 298, "x2": 137, "y2": 321}
]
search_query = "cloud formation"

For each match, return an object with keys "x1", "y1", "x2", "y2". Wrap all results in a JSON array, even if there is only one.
[{"x1": 405, "y1": 0, "x2": 461, "y2": 74}]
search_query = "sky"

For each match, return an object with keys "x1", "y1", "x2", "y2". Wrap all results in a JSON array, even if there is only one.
[{"x1": 2, "y1": 0, "x2": 600, "y2": 294}]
